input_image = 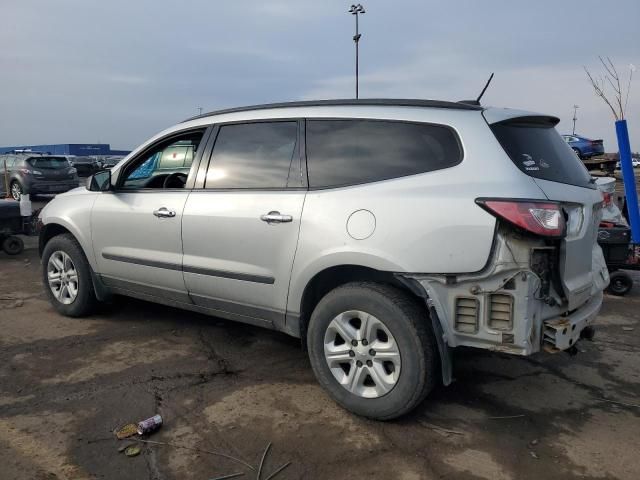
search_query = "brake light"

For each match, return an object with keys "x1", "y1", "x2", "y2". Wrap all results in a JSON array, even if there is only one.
[
  {"x1": 18, "y1": 168, "x2": 31, "y2": 174},
  {"x1": 476, "y1": 199, "x2": 566, "y2": 238}
]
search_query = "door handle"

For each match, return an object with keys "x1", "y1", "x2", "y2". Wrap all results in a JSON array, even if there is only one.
[
  {"x1": 260, "y1": 211, "x2": 293, "y2": 224},
  {"x1": 153, "y1": 207, "x2": 176, "y2": 218}
]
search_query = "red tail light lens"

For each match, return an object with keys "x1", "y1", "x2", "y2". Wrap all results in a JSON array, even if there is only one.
[
  {"x1": 476, "y1": 199, "x2": 566, "y2": 238},
  {"x1": 18, "y1": 168, "x2": 32, "y2": 174}
]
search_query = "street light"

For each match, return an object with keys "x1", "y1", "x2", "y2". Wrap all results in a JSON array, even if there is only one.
[
  {"x1": 572, "y1": 104, "x2": 579, "y2": 135},
  {"x1": 348, "y1": 4, "x2": 365, "y2": 99}
]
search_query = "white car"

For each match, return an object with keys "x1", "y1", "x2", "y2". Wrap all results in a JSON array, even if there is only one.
[{"x1": 616, "y1": 158, "x2": 640, "y2": 169}]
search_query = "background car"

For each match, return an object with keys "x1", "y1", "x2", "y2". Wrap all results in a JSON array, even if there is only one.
[
  {"x1": 562, "y1": 134, "x2": 605, "y2": 159},
  {"x1": 1, "y1": 153, "x2": 79, "y2": 200},
  {"x1": 67, "y1": 156, "x2": 103, "y2": 177},
  {"x1": 615, "y1": 158, "x2": 640, "y2": 169},
  {"x1": 98, "y1": 155, "x2": 126, "y2": 170}
]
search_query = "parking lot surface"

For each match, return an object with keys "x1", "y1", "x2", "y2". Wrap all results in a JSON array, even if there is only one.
[{"x1": 1, "y1": 247, "x2": 639, "y2": 480}]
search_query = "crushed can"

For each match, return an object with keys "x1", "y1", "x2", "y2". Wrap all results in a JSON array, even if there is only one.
[{"x1": 137, "y1": 414, "x2": 163, "y2": 435}]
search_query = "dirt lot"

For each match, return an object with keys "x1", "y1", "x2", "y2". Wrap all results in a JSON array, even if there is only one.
[{"x1": 1, "y1": 247, "x2": 639, "y2": 480}]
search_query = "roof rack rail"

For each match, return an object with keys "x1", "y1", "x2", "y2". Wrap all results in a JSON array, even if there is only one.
[{"x1": 182, "y1": 98, "x2": 484, "y2": 122}]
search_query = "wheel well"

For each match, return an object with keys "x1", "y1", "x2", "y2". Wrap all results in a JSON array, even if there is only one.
[
  {"x1": 298, "y1": 265, "x2": 420, "y2": 345},
  {"x1": 39, "y1": 223, "x2": 72, "y2": 257}
]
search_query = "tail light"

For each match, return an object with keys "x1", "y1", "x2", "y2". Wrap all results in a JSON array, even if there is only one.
[
  {"x1": 17, "y1": 168, "x2": 32, "y2": 174},
  {"x1": 476, "y1": 198, "x2": 566, "y2": 238}
]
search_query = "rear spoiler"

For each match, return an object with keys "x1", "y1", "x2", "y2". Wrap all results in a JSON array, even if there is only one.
[{"x1": 483, "y1": 107, "x2": 560, "y2": 127}]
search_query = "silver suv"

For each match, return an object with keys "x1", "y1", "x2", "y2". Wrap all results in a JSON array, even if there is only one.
[{"x1": 39, "y1": 99, "x2": 609, "y2": 419}]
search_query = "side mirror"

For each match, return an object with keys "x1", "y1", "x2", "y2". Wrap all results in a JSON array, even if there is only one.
[{"x1": 88, "y1": 169, "x2": 113, "y2": 192}]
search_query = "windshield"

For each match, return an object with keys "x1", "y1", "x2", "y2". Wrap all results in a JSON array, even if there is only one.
[
  {"x1": 28, "y1": 157, "x2": 70, "y2": 169},
  {"x1": 490, "y1": 118, "x2": 595, "y2": 189}
]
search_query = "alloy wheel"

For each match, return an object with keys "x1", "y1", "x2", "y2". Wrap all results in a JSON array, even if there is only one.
[
  {"x1": 323, "y1": 310, "x2": 401, "y2": 398},
  {"x1": 11, "y1": 182, "x2": 22, "y2": 201},
  {"x1": 47, "y1": 250, "x2": 79, "y2": 304}
]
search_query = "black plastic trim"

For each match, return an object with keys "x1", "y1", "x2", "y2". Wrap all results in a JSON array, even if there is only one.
[
  {"x1": 102, "y1": 253, "x2": 274, "y2": 284},
  {"x1": 102, "y1": 253, "x2": 182, "y2": 271},
  {"x1": 183, "y1": 265, "x2": 275, "y2": 284}
]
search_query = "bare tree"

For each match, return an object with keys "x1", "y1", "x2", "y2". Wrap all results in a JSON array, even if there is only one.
[{"x1": 584, "y1": 56, "x2": 634, "y2": 121}]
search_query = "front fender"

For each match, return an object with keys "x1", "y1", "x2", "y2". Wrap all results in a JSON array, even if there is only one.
[{"x1": 39, "y1": 190, "x2": 99, "y2": 270}]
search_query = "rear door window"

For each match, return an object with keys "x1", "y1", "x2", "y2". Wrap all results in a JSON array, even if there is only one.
[
  {"x1": 205, "y1": 121, "x2": 298, "y2": 189},
  {"x1": 305, "y1": 119, "x2": 462, "y2": 188},
  {"x1": 490, "y1": 119, "x2": 594, "y2": 189}
]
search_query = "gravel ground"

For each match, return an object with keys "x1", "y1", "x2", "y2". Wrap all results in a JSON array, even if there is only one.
[{"x1": 0, "y1": 247, "x2": 639, "y2": 480}]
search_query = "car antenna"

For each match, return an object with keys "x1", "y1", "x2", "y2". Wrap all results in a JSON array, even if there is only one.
[{"x1": 476, "y1": 72, "x2": 494, "y2": 104}]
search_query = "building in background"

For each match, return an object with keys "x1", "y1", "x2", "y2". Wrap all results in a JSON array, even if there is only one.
[{"x1": 0, "y1": 143, "x2": 130, "y2": 156}]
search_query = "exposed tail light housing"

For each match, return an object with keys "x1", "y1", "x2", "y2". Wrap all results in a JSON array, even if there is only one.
[{"x1": 476, "y1": 198, "x2": 566, "y2": 238}]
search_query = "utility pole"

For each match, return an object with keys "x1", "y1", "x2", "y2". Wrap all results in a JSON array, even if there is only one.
[
  {"x1": 348, "y1": 4, "x2": 365, "y2": 99},
  {"x1": 572, "y1": 104, "x2": 579, "y2": 135}
]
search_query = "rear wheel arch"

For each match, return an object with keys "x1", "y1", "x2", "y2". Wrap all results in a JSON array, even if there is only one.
[{"x1": 298, "y1": 265, "x2": 424, "y2": 344}]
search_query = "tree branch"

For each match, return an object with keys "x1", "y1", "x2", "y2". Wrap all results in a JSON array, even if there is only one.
[{"x1": 585, "y1": 66, "x2": 619, "y2": 120}]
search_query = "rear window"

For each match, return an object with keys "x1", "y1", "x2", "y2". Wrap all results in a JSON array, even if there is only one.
[
  {"x1": 306, "y1": 119, "x2": 462, "y2": 188},
  {"x1": 29, "y1": 157, "x2": 70, "y2": 169},
  {"x1": 490, "y1": 119, "x2": 594, "y2": 189}
]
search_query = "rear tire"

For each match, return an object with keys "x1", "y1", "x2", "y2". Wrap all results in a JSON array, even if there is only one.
[
  {"x1": 42, "y1": 233, "x2": 98, "y2": 316},
  {"x1": 607, "y1": 271, "x2": 632, "y2": 296},
  {"x1": 307, "y1": 282, "x2": 437, "y2": 420},
  {"x1": 2, "y1": 235, "x2": 24, "y2": 255},
  {"x1": 10, "y1": 181, "x2": 23, "y2": 201}
]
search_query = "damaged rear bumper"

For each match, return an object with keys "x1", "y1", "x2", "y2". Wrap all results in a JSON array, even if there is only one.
[
  {"x1": 542, "y1": 290, "x2": 602, "y2": 351},
  {"x1": 401, "y1": 227, "x2": 608, "y2": 357}
]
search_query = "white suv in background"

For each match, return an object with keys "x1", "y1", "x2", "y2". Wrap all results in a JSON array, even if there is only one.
[{"x1": 38, "y1": 99, "x2": 609, "y2": 419}]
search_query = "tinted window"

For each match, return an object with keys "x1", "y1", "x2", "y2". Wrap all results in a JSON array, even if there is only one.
[
  {"x1": 491, "y1": 120, "x2": 594, "y2": 189},
  {"x1": 29, "y1": 157, "x2": 70, "y2": 169},
  {"x1": 306, "y1": 119, "x2": 462, "y2": 188},
  {"x1": 205, "y1": 122, "x2": 297, "y2": 189}
]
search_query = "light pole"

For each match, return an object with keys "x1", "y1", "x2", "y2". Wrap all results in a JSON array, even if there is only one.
[
  {"x1": 348, "y1": 4, "x2": 365, "y2": 99},
  {"x1": 572, "y1": 104, "x2": 579, "y2": 135}
]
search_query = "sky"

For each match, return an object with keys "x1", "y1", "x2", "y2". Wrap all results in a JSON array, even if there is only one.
[{"x1": 0, "y1": 0, "x2": 638, "y2": 151}]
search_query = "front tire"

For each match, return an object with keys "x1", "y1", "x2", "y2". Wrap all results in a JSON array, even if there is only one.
[
  {"x1": 307, "y1": 282, "x2": 437, "y2": 420},
  {"x1": 42, "y1": 233, "x2": 98, "y2": 316}
]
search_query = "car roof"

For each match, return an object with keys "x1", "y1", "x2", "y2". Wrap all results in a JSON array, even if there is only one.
[{"x1": 182, "y1": 98, "x2": 484, "y2": 123}]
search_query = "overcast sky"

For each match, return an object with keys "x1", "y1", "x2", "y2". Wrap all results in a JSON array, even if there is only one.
[{"x1": 1, "y1": 0, "x2": 638, "y2": 151}]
